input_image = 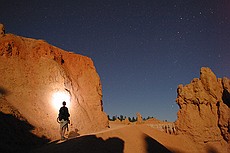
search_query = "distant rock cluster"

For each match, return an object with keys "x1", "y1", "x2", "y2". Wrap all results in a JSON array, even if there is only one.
[
  {"x1": 175, "y1": 67, "x2": 230, "y2": 144},
  {"x1": 147, "y1": 123, "x2": 177, "y2": 135}
]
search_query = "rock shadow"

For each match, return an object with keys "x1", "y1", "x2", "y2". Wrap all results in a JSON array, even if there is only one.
[
  {"x1": 68, "y1": 129, "x2": 80, "y2": 138},
  {"x1": 145, "y1": 135, "x2": 172, "y2": 153},
  {"x1": 222, "y1": 88, "x2": 230, "y2": 107},
  {"x1": 30, "y1": 135, "x2": 124, "y2": 153},
  {"x1": 206, "y1": 146, "x2": 219, "y2": 153},
  {"x1": 0, "y1": 112, "x2": 49, "y2": 153},
  {"x1": 0, "y1": 86, "x2": 9, "y2": 96}
]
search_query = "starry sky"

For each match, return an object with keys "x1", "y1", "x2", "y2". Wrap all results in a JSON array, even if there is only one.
[{"x1": 1, "y1": 0, "x2": 230, "y2": 121}]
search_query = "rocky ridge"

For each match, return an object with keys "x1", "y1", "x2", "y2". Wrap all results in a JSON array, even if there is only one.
[{"x1": 0, "y1": 24, "x2": 108, "y2": 140}]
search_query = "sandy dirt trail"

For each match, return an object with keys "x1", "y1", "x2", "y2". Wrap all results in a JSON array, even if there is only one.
[{"x1": 30, "y1": 124, "x2": 207, "y2": 153}]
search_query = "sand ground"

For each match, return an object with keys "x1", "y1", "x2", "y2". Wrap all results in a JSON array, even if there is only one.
[{"x1": 29, "y1": 122, "x2": 227, "y2": 153}]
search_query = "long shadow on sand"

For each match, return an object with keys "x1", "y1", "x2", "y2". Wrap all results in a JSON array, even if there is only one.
[
  {"x1": 30, "y1": 135, "x2": 124, "y2": 153},
  {"x1": 0, "y1": 112, "x2": 49, "y2": 153},
  {"x1": 145, "y1": 135, "x2": 172, "y2": 153},
  {"x1": 30, "y1": 131, "x2": 175, "y2": 153},
  {"x1": 36, "y1": 134, "x2": 172, "y2": 153}
]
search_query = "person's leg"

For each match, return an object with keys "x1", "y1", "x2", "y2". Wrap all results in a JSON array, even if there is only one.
[
  {"x1": 59, "y1": 120, "x2": 69, "y2": 140},
  {"x1": 60, "y1": 120, "x2": 65, "y2": 140},
  {"x1": 62, "y1": 125, "x2": 67, "y2": 139},
  {"x1": 61, "y1": 123, "x2": 68, "y2": 140},
  {"x1": 60, "y1": 122, "x2": 62, "y2": 139},
  {"x1": 60, "y1": 127, "x2": 63, "y2": 139}
]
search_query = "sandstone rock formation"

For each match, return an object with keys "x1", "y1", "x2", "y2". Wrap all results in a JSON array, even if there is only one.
[
  {"x1": 122, "y1": 118, "x2": 130, "y2": 125},
  {"x1": 0, "y1": 23, "x2": 5, "y2": 37},
  {"x1": 175, "y1": 67, "x2": 230, "y2": 146},
  {"x1": 145, "y1": 118, "x2": 177, "y2": 135},
  {"x1": 136, "y1": 112, "x2": 143, "y2": 124},
  {"x1": 0, "y1": 28, "x2": 108, "y2": 140}
]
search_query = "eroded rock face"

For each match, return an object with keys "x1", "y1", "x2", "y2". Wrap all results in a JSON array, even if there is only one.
[
  {"x1": 0, "y1": 31, "x2": 108, "y2": 139},
  {"x1": 176, "y1": 67, "x2": 230, "y2": 144},
  {"x1": 0, "y1": 23, "x2": 5, "y2": 37}
]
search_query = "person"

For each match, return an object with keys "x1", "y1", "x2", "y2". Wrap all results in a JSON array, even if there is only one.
[{"x1": 58, "y1": 101, "x2": 70, "y2": 140}]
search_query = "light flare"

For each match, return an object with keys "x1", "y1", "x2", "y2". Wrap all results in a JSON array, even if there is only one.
[{"x1": 52, "y1": 91, "x2": 71, "y2": 111}]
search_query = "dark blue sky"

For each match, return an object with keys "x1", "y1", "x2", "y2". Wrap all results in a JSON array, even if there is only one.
[{"x1": 1, "y1": 0, "x2": 230, "y2": 121}]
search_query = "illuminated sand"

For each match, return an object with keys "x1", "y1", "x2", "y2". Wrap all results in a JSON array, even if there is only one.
[{"x1": 31, "y1": 123, "x2": 227, "y2": 153}]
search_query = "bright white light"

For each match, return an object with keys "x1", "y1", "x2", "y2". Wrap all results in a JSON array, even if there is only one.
[{"x1": 52, "y1": 91, "x2": 70, "y2": 111}]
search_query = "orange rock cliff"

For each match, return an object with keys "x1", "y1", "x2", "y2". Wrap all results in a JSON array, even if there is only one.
[
  {"x1": 176, "y1": 67, "x2": 230, "y2": 145},
  {"x1": 0, "y1": 24, "x2": 108, "y2": 140}
]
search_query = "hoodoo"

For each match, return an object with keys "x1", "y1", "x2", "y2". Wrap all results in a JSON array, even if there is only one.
[{"x1": 176, "y1": 67, "x2": 230, "y2": 148}]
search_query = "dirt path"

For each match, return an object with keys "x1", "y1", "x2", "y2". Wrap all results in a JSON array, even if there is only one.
[{"x1": 30, "y1": 124, "x2": 207, "y2": 153}]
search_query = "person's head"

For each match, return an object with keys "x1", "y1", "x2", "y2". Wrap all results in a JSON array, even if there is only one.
[{"x1": 62, "y1": 101, "x2": 66, "y2": 106}]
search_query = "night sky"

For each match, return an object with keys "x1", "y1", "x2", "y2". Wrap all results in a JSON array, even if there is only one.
[{"x1": 1, "y1": 0, "x2": 230, "y2": 121}]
